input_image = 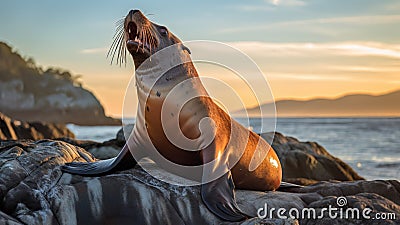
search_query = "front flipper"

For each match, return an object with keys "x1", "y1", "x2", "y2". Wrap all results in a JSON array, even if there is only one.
[
  {"x1": 61, "y1": 144, "x2": 136, "y2": 176},
  {"x1": 201, "y1": 171, "x2": 248, "y2": 222}
]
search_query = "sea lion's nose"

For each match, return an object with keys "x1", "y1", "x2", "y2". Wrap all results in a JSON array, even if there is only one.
[
  {"x1": 129, "y1": 9, "x2": 141, "y2": 16},
  {"x1": 128, "y1": 9, "x2": 146, "y2": 22}
]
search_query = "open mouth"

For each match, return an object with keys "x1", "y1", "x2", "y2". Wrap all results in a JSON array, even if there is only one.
[{"x1": 126, "y1": 22, "x2": 151, "y2": 55}]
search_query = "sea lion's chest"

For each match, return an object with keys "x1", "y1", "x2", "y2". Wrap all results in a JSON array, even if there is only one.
[{"x1": 137, "y1": 76, "x2": 206, "y2": 166}]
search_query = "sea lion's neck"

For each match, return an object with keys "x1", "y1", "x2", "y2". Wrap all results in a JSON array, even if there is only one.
[{"x1": 135, "y1": 60, "x2": 199, "y2": 96}]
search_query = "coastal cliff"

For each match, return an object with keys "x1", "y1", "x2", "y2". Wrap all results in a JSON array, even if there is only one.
[{"x1": 0, "y1": 42, "x2": 120, "y2": 126}]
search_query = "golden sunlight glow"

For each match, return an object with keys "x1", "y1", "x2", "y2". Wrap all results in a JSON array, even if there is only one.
[{"x1": 79, "y1": 41, "x2": 400, "y2": 117}]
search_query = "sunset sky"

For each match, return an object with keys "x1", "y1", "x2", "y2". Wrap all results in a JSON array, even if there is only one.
[{"x1": 1, "y1": 0, "x2": 400, "y2": 117}]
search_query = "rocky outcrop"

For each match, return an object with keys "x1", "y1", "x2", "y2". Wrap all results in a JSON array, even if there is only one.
[
  {"x1": 0, "y1": 140, "x2": 398, "y2": 225},
  {"x1": 0, "y1": 42, "x2": 120, "y2": 126},
  {"x1": 262, "y1": 132, "x2": 364, "y2": 185},
  {"x1": 116, "y1": 124, "x2": 135, "y2": 142},
  {"x1": 0, "y1": 210, "x2": 22, "y2": 225},
  {"x1": 0, "y1": 112, "x2": 74, "y2": 140}
]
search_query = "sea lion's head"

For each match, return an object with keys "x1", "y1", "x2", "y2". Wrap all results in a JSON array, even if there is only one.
[{"x1": 109, "y1": 9, "x2": 191, "y2": 68}]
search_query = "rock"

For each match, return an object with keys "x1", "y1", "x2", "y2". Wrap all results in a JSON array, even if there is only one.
[
  {"x1": 0, "y1": 210, "x2": 23, "y2": 225},
  {"x1": 116, "y1": 124, "x2": 135, "y2": 142},
  {"x1": 261, "y1": 132, "x2": 364, "y2": 185},
  {"x1": 0, "y1": 112, "x2": 75, "y2": 140},
  {"x1": 0, "y1": 139, "x2": 399, "y2": 225}
]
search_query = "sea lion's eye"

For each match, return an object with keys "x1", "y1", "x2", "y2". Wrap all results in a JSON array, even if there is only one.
[{"x1": 160, "y1": 26, "x2": 168, "y2": 36}]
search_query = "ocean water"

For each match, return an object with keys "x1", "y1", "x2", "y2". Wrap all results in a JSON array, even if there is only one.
[
  {"x1": 67, "y1": 117, "x2": 400, "y2": 181},
  {"x1": 67, "y1": 124, "x2": 122, "y2": 142}
]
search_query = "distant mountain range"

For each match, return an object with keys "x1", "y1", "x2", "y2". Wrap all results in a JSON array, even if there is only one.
[{"x1": 235, "y1": 90, "x2": 400, "y2": 117}]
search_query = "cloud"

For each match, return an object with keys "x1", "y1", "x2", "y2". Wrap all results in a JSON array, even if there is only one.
[
  {"x1": 330, "y1": 43, "x2": 400, "y2": 59},
  {"x1": 228, "y1": 41, "x2": 400, "y2": 59},
  {"x1": 314, "y1": 14, "x2": 400, "y2": 25},
  {"x1": 230, "y1": 0, "x2": 305, "y2": 12},
  {"x1": 328, "y1": 65, "x2": 400, "y2": 73},
  {"x1": 220, "y1": 14, "x2": 400, "y2": 33},
  {"x1": 266, "y1": 0, "x2": 306, "y2": 6},
  {"x1": 268, "y1": 73, "x2": 350, "y2": 81},
  {"x1": 383, "y1": 1, "x2": 400, "y2": 11},
  {"x1": 80, "y1": 47, "x2": 108, "y2": 54},
  {"x1": 217, "y1": 41, "x2": 400, "y2": 83},
  {"x1": 231, "y1": 5, "x2": 275, "y2": 12}
]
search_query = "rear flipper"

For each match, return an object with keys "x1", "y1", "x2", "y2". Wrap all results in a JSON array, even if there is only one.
[
  {"x1": 201, "y1": 171, "x2": 249, "y2": 222},
  {"x1": 61, "y1": 144, "x2": 137, "y2": 176}
]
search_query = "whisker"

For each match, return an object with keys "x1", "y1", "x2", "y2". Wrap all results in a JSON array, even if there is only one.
[
  {"x1": 107, "y1": 29, "x2": 124, "y2": 58},
  {"x1": 152, "y1": 27, "x2": 157, "y2": 48},
  {"x1": 146, "y1": 28, "x2": 150, "y2": 52},
  {"x1": 120, "y1": 35, "x2": 126, "y2": 66},
  {"x1": 109, "y1": 30, "x2": 124, "y2": 65},
  {"x1": 147, "y1": 29, "x2": 152, "y2": 54},
  {"x1": 137, "y1": 28, "x2": 143, "y2": 53},
  {"x1": 112, "y1": 26, "x2": 124, "y2": 39},
  {"x1": 117, "y1": 30, "x2": 127, "y2": 66},
  {"x1": 107, "y1": 17, "x2": 131, "y2": 66},
  {"x1": 143, "y1": 28, "x2": 148, "y2": 53},
  {"x1": 108, "y1": 16, "x2": 160, "y2": 66},
  {"x1": 148, "y1": 27, "x2": 157, "y2": 52},
  {"x1": 141, "y1": 28, "x2": 145, "y2": 53},
  {"x1": 116, "y1": 24, "x2": 125, "y2": 33},
  {"x1": 144, "y1": 11, "x2": 155, "y2": 18},
  {"x1": 111, "y1": 27, "x2": 124, "y2": 45},
  {"x1": 123, "y1": 40, "x2": 127, "y2": 66},
  {"x1": 121, "y1": 30, "x2": 127, "y2": 66},
  {"x1": 115, "y1": 18, "x2": 125, "y2": 26}
]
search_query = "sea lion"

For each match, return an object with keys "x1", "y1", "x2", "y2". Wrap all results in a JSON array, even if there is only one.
[{"x1": 62, "y1": 9, "x2": 282, "y2": 222}]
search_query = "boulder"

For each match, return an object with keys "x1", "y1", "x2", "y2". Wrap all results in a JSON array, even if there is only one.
[
  {"x1": 0, "y1": 112, "x2": 74, "y2": 140},
  {"x1": 0, "y1": 210, "x2": 23, "y2": 225},
  {"x1": 262, "y1": 132, "x2": 364, "y2": 185},
  {"x1": 115, "y1": 124, "x2": 135, "y2": 142},
  {"x1": 0, "y1": 140, "x2": 398, "y2": 225}
]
